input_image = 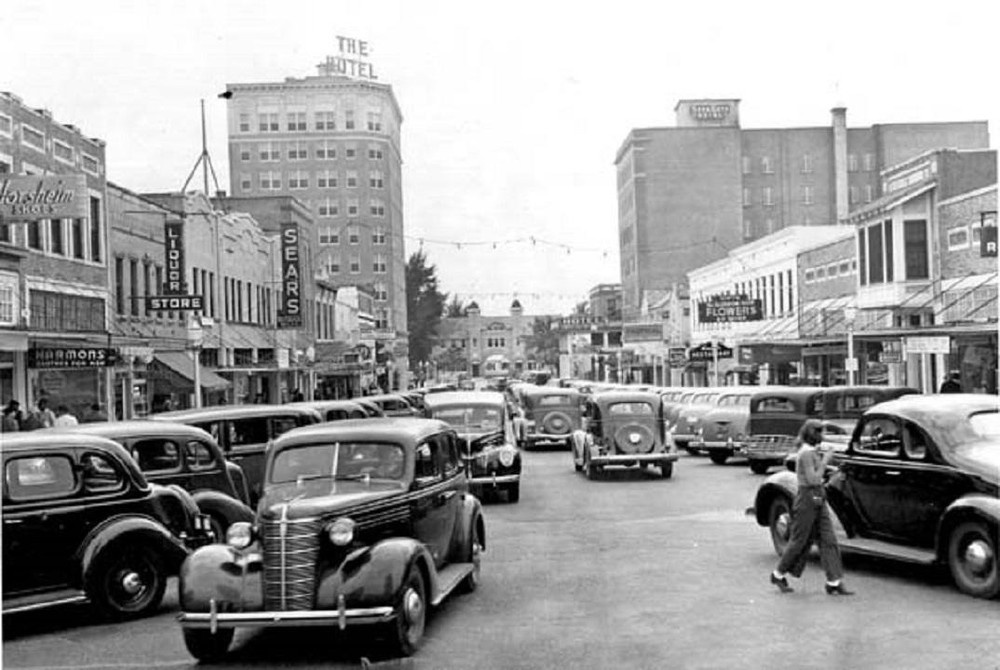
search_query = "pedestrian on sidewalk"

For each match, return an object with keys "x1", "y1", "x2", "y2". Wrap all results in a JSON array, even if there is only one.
[
  {"x1": 770, "y1": 419, "x2": 854, "y2": 596},
  {"x1": 53, "y1": 404, "x2": 79, "y2": 427}
]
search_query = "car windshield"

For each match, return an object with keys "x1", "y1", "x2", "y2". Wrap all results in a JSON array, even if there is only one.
[
  {"x1": 537, "y1": 395, "x2": 572, "y2": 407},
  {"x1": 718, "y1": 394, "x2": 750, "y2": 407},
  {"x1": 969, "y1": 411, "x2": 1000, "y2": 439},
  {"x1": 433, "y1": 406, "x2": 501, "y2": 431},
  {"x1": 608, "y1": 402, "x2": 654, "y2": 415},
  {"x1": 270, "y1": 442, "x2": 406, "y2": 484}
]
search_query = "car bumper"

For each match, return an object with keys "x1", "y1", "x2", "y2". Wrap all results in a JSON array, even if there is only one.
[
  {"x1": 468, "y1": 473, "x2": 520, "y2": 487},
  {"x1": 526, "y1": 432, "x2": 571, "y2": 442},
  {"x1": 590, "y1": 453, "x2": 679, "y2": 466},
  {"x1": 179, "y1": 597, "x2": 394, "y2": 632},
  {"x1": 672, "y1": 432, "x2": 697, "y2": 443}
]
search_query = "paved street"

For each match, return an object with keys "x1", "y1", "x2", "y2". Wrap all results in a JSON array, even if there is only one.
[{"x1": 4, "y1": 449, "x2": 999, "y2": 670}]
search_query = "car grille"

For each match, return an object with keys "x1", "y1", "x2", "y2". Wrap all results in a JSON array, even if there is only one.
[
  {"x1": 261, "y1": 515, "x2": 321, "y2": 611},
  {"x1": 746, "y1": 434, "x2": 797, "y2": 456}
]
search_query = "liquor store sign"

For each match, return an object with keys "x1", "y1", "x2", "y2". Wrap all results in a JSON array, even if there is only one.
[
  {"x1": 144, "y1": 218, "x2": 203, "y2": 312},
  {"x1": 28, "y1": 347, "x2": 117, "y2": 369},
  {"x1": 0, "y1": 175, "x2": 89, "y2": 220}
]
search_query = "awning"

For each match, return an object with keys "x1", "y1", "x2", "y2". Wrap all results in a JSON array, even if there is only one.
[{"x1": 153, "y1": 352, "x2": 231, "y2": 391}]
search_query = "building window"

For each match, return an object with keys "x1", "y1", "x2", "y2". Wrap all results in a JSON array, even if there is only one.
[
  {"x1": 801, "y1": 154, "x2": 812, "y2": 173},
  {"x1": 259, "y1": 113, "x2": 279, "y2": 132},
  {"x1": 370, "y1": 201, "x2": 386, "y2": 218},
  {"x1": 316, "y1": 140, "x2": 337, "y2": 160},
  {"x1": 867, "y1": 222, "x2": 883, "y2": 284},
  {"x1": 327, "y1": 254, "x2": 341, "y2": 274},
  {"x1": 288, "y1": 170, "x2": 309, "y2": 189},
  {"x1": 765, "y1": 218, "x2": 775, "y2": 234},
  {"x1": 259, "y1": 142, "x2": 280, "y2": 161},
  {"x1": 373, "y1": 254, "x2": 387, "y2": 274},
  {"x1": 287, "y1": 142, "x2": 308, "y2": 160},
  {"x1": 27, "y1": 221, "x2": 41, "y2": 250},
  {"x1": 238, "y1": 113, "x2": 251, "y2": 132},
  {"x1": 345, "y1": 110, "x2": 355, "y2": 130},
  {"x1": 315, "y1": 111, "x2": 336, "y2": 130},
  {"x1": 857, "y1": 228, "x2": 867, "y2": 286},
  {"x1": 0, "y1": 274, "x2": 16, "y2": 325},
  {"x1": 21, "y1": 124, "x2": 45, "y2": 152},
  {"x1": 804, "y1": 269, "x2": 815, "y2": 283},
  {"x1": 761, "y1": 156, "x2": 773, "y2": 174},
  {"x1": 884, "y1": 219, "x2": 894, "y2": 282},
  {"x1": 762, "y1": 187, "x2": 774, "y2": 207},
  {"x1": 865, "y1": 185, "x2": 874, "y2": 203},
  {"x1": 742, "y1": 218, "x2": 753, "y2": 239},
  {"x1": 346, "y1": 170, "x2": 358, "y2": 188},
  {"x1": 129, "y1": 259, "x2": 140, "y2": 316},
  {"x1": 345, "y1": 144, "x2": 357, "y2": 159},
  {"x1": 372, "y1": 226, "x2": 386, "y2": 243},
  {"x1": 349, "y1": 255, "x2": 360, "y2": 274},
  {"x1": 374, "y1": 281, "x2": 387, "y2": 301},
  {"x1": 317, "y1": 170, "x2": 337, "y2": 188},
  {"x1": 49, "y1": 219, "x2": 64, "y2": 255},
  {"x1": 319, "y1": 227, "x2": 339, "y2": 245},
  {"x1": 802, "y1": 186, "x2": 814, "y2": 205},
  {"x1": 369, "y1": 170, "x2": 384, "y2": 188},
  {"x1": 81, "y1": 154, "x2": 100, "y2": 176},
  {"x1": 849, "y1": 186, "x2": 858, "y2": 204},
  {"x1": 287, "y1": 112, "x2": 307, "y2": 131},
  {"x1": 368, "y1": 144, "x2": 383, "y2": 160},
  {"x1": 904, "y1": 219, "x2": 929, "y2": 279},
  {"x1": 318, "y1": 198, "x2": 339, "y2": 217},
  {"x1": 0, "y1": 112, "x2": 12, "y2": 139},
  {"x1": 742, "y1": 156, "x2": 751, "y2": 175},
  {"x1": 838, "y1": 260, "x2": 850, "y2": 275},
  {"x1": 239, "y1": 145, "x2": 251, "y2": 161},
  {"x1": 348, "y1": 226, "x2": 360, "y2": 244},
  {"x1": 827, "y1": 263, "x2": 839, "y2": 279},
  {"x1": 53, "y1": 140, "x2": 74, "y2": 165},
  {"x1": 742, "y1": 188, "x2": 751, "y2": 207},
  {"x1": 347, "y1": 199, "x2": 359, "y2": 216},
  {"x1": 115, "y1": 257, "x2": 125, "y2": 314},
  {"x1": 259, "y1": 171, "x2": 281, "y2": 190},
  {"x1": 240, "y1": 173, "x2": 252, "y2": 192},
  {"x1": 863, "y1": 153, "x2": 874, "y2": 172},
  {"x1": 71, "y1": 219, "x2": 84, "y2": 259},
  {"x1": 366, "y1": 111, "x2": 382, "y2": 132},
  {"x1": 848, "y1": 154, "x2": 858, "y2": 172}
]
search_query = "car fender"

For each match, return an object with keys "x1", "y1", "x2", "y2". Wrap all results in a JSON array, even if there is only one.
[
  {"x1": 451, "y1": 492, "x2": 486, "y2": 557},
  {"x1": 936, "y1": 495, "x2": 1000, "y2": 560},
  {"x1": 78, "y1": 515, "x2": 189, "y2": 587},
  {"x1": 315, "y1": 538, "x2": 437, "y2": 610},
  {"x1": 752, "y1": 471, "x2": 798, "y2": 527},
  {"x1": 190, "y1": 489, "x2": 255, "y2": 527},
  {"x1": 178, "y1": 543, "x2": 263, "y2": 612}
]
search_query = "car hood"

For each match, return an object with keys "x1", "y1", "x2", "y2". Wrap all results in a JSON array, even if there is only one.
[
  {"x1": 259, "y1": 480, "x2": 405, "y2": 519},
  {"x1": 951, "y1": 441, "x2": 1000, "y2": 484}
]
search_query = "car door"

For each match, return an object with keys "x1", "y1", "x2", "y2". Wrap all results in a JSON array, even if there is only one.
[
  {"x1": 128, "y1": 436, "x2": 185, "y2": 489},
  {"x1": 226, "y1": 416, "x2": 269, "y2": 504},
  {"x1": 2, "y1": 451, "x2": 80, "y2": 595},
  {"x1": 410, "y1": 433, "x2": 461, "y2": 568},
  {"x1": 182, "y1": 437, "x2": 236, "y2": 497},
  {"x1": 837, "y1": 415, "x2": 909, "y2": 541}
]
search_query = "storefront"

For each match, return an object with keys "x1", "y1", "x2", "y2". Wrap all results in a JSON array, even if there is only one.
[
  {"x1": 951, "y1": 332, "x2": 998, "y2": 394},
  {"x1": 26, "y1": 345, "x2": 113, "y2": 421},
  {"x1": 148, "y1": 351, "x2": 231, "y2": 410}
]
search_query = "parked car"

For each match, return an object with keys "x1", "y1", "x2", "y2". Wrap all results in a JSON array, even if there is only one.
[
  {"x1": 176, "y1": 417, "x2": 486, "y2": 660},
  {"x1": 366, "y1": 393, "x2": 421, "y2": 417},
  {"x1": 151, "y1": 404, "x2": 322, "y2": 505},
  {"x1": 423, "y1": 391, "x2": 523, "y2": 502},
  {"x1": 2, "y1": 432, "x2": 212, "y2": 618},
  {"x1": 353, "y1": 397, "x2": 387, "y2": 418},
  {"x1": 287, "y1": 399, "x2": 369, "y2": 422},
  {"x1": 671, "y1": 388, "x2": 723, "y2": 454},
  {"x1": 571, "y1": 391, "x2": 679, "y2": 479},
  {"x1": 519, "y1": 387, "x2": 583, "y2": 449},
  {"x1": 692, "y1": 388, "x2": 755, "y2": 464},
  {"x1": 662, "y1": 389, "x2": 697, "y2": 432},
  {"x1": 400, "y1": 391, "x2": 428, "y2": 413},
  {"x1": 48, "y1": 420, "x2": 254, "y2": 540},
  {"x1": 751, "y1": 394, "x2": 1000, "y2": 599}
]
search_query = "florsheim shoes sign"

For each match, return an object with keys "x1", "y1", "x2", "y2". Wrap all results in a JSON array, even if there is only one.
[{"x1": 0, "y1": 175, "x2": 89, "y2": 220}]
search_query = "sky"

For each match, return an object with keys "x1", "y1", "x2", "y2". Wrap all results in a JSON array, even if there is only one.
[{"x1": 4, "y1": 0, "x2": 998, "y2": 317}]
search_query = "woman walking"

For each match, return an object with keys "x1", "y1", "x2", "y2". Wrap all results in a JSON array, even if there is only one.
[{"x1": 770, "y1": 419, "x2": 854, "y2": 596}]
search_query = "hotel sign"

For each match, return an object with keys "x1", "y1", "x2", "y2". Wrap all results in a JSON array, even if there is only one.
[
  {"x1": 0, "y1": 175, "x2": 89, "y2": 220},
  {"x1": 278, "y1": 222, "x2": 303, "y2": 328},
  {"x1": 698, "y1": 295, "x2": 764, "y2": 323},
  {"x1": 317, "y1": 36, "x2": 378, "y2": 80}
]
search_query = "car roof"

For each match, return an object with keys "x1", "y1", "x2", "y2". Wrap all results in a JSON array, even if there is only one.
[
  {"x1": 591, "y1": 390, "x2": 662, "y2": 405},
  {"x1": 273, "y1": 417, "x2": 452, "y2": 448},
  {"x1": 748, "y1": 386, "x2": 824, "y2": 401},
  {"x1": 522, "y1": 387, "x2": 580, "y2": 398},
  {"x1": 151, "y1": 404, "x2": 321, "y2": 421},
  {"x1": 423, "y1": 391, "x2": 506, "y2": 407},
  {"x1": 365, "y1": 393, "x2": 413, "y2": 404},
  {"x1": 864, "y1": 393, "x2": 998, "y2": 421},
  {"x1": 286, "y1": 400, "x2": 366, "y2": 412},
  {"x1": 0, "y1": 431, "x2": 137, "y2": 456},
  {"x1": 41, "y1": 420, "x2": 214, "y2": 441}
]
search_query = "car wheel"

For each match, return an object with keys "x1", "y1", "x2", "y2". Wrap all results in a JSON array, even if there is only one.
[
  {"x1": 750, "y1": 461, "x2": 771, "y2": 475},
  {"x1": 948, "y1": 521, "x2": 999, "y2": 599},
  {"x1": 88, "y1": 544, "x2": 167, "y2": 620},
  {"x1": 461, "y1": 524, "x2": 483, "y2": 592},
  {"x1": 390, "y1": 568, "x2": 427, "y2": 656},
  {"x1": 660, "y1": 462, "x2": 673, "y2": 479},
  {"x1": 709, "y1": 451, "x2": 729, "y2": 465},
  {"x1": 768, "y1": 496, "x2": 793, "y2": 557},
  {"x1": 182, "y1": 628, "x2": 234, "y2": 662},
  {"x1": 506, "y1": 483, "x2": 520, "y2": 503},
  {"x1": 584, "y1": 457, "x2": 600, "y2": 481}
]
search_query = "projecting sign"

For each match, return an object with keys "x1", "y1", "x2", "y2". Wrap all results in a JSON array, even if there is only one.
[
  {"x1": 145, "y1": 295, "x2": 204, "y2": 311},
  {"x1": 0, "y1": 175, "x2": 89, "y2": 220},
  {"x1": 905, "y1": 335, "x2": 950, "y2": 355},
  {"x1": 278, "y1": 222, "x2": 303, "y2": 328},
  {"x1": 163, "y1": 219, "x2": 187, "y2": 294},
  {"x1": 698, "y1": 295, "x2": 764, "y2": 323},
  {"x1": 688, "y1": 342, "x2": 734, "y2": 362},
  {"x1": 981, "y1": 211, "x2": 997, "y2": 258}
]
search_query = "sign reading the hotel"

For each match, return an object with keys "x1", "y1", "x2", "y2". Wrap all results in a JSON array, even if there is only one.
[
  {"x1": 145, "y1": 295, "x2": 204, "y2": 311},
  {"x1": 163, "y1": 219, "x2": 187, "y2": 294},
  {"x1": 28, "y1": 347, "x2": 117, "y2": 369},
  {"x1": 278, "y1": 222, "x2": 303, "y2": 328},
  {"x1": 0, "y1": 175, "x2": 89, "y2": 220},
  {"x1": 698, "y1": 295, "x2": 764, "y2": 323},
  {"x1": 317, "y1": 36, "x2": 378, "y2": 80},
  {"x1": 981, "y1": 211, "x2": 997, "y2": 258}
]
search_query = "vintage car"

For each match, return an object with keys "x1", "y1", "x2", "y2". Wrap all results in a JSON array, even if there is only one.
[
  {"x1": 671, "y1": 388, "x2": 723, "y2": 454},
  {"x1": 49, "y1": 420, "x2": 254, "y2": 539},
  {"x1": 519, "y1": 387, "x2": 582, "y2": 449},
  {"x1": 2, "y1": 432, "x2": 212, "y2": 618},
  {"x1": 176, "y1": 418, "x2": 485, "y2": 660},
  {"x1": 287, "y1": 399, "x2": 369, "y2": 422},
  {"x1": 366, "y1": 393, "x2": 421, "y2": 417},
  {"x1": 751, "y1": 394, "x2": 1000, "y2": 599},
  {"x1": 662, "y1": 389, "x2": 697, "y2": 432},
  {"x1": 571, "y1": 391, "x2": 679, "y2": 479},
  {"x1": 692, "y1": 388, "x2": 756, "y2": 464},
  {"x1": 354, "y1": 397, "x2": 388, "y2": 418},
  {"x1": 151, "y1": 404, "x2": 322, "y2": 505},
  {"x1": 423, "y1": 391, "x2": 522, "y2": 502}
]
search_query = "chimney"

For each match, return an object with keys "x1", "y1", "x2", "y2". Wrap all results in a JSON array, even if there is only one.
[{"x1": 831, "y1": 107, "x2": 848, "y2": 222}]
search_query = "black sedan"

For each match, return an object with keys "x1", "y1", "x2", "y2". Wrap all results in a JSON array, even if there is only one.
[{"x1": 752, "y1": 394, "x2": 1000, "y2": 599}]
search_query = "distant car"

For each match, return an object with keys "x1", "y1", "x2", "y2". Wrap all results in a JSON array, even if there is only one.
[
  {"x1": 48, "y1": 420, "x2": 254, "y2": 540},
  {"x1": 751, "y1": 394, "x2": 1000, "y2": 599},
  {"x1": 353, "y1": 397, "x2": 387, "y2": 418},
  {"x1": 571, "y1": 391, "x2": 679, "y2": 479},
  {"x1": 671, "y1": 389, "x2": 723, "y2": 454},
  {"x1": 151, "y1": 404, "x2": 323, "y2": 505},
  {"x1": 520, "y1": 387, "x2": 582, "y2": 449},
  {"x1": 423, "y1": 391, "x2": 523, "y2": 502},
  {"x1": 365, "y1": 393, "x2": 420, "y2": 417},
  {"x1": 176, "y1": 418, "x2": 485, "y2": 660},
  {"x1": 2, "y1": 432, "x2": 212, "y2": 619},
  {"x1": 692, "y1": 389, "x2": 755, "y2": 465},
  {"x1": 287, "y1": 399, "x2": 369, "y2": 422}
]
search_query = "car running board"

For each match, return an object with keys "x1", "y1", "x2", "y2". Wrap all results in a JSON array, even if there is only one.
[
  {"x1": 432, "y1": 562, "x2": 475, "y2": 606},
  {"x1": 3, "y1": 589, "x2": 89, "y2": 614},
  {"x1": 837, "y1": 535, "x2": 937, "y2": 565}
]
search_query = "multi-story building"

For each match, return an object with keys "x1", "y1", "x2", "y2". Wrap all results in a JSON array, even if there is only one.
[
  {"x1": 434, "y1": 300, "x2": 549, "y2": 379},
  {"x1": 615, "y1": 99, "x2": 990, "y2": 318},
  {"x1": 222, "y1": 68, "x2": 408, "y2": 388},
  {"x1": 0, "y1": 91, "x2": 111, "y2": 418}
]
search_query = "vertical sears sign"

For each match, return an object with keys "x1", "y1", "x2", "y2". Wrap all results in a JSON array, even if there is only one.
[
  {"x1": 163, "y1": 218, "x2": 186, "y2": 294},
  {"x1": 278, "y1": 222, "x2": 303, "y2": 328}
]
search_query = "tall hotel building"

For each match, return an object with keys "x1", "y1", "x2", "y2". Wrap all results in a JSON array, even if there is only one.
[
  {"x1": 615, "y1": 99, "x2": 990, "y2": 318},
  {"x1": 223, "y1": 68, "x2": 408, "y2": 381}
]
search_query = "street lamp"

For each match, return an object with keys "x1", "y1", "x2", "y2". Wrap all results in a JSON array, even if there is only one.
[
  {"x1": 186, "y1": 314, "x2": 206, "y2": 407},
  {"x1": 844, "y1": 306, "x2": 857, "y2": 386}
]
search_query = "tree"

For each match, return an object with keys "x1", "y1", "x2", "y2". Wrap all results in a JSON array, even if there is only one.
[
  {"x1": 445, "y1": 295, "x2": 466, "y2": 318},
  {"x1": 573, "y1": 300, "x2": 589, "y2": 316},
  {"x1": 433, "y1": 346, "x2": 468, "y2": 374},
  {"x1": 406, "y1": 250, "x2": 448, "y2": 365},
  {"x1": 523, "y1": 316, "x2": 561, "y2": 370}
]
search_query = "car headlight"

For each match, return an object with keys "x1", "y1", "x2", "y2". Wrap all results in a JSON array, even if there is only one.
[
  {"x1": 226, "y1": 522, "x2": 254, "y2": 549},
  {"x1": 326, "y1": 517, "x2": 356, "y2": 546},
  {"x1": 498, "y1": 445, "x2": 516, "y2": 467}
]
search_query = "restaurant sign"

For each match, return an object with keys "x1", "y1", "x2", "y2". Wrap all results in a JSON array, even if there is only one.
[
  {"x1": 688, "y1": 342, "x2": 734, "y2": 362},
  {"x1": 698, "y1": 295, "x2": 763, "y2": 323},
  {"x1": 28, "y1": 347, "x2": 117, "y2": 369},
  {"x1": 0, "y1": 175, "x2": 89, "y2": 220}
]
